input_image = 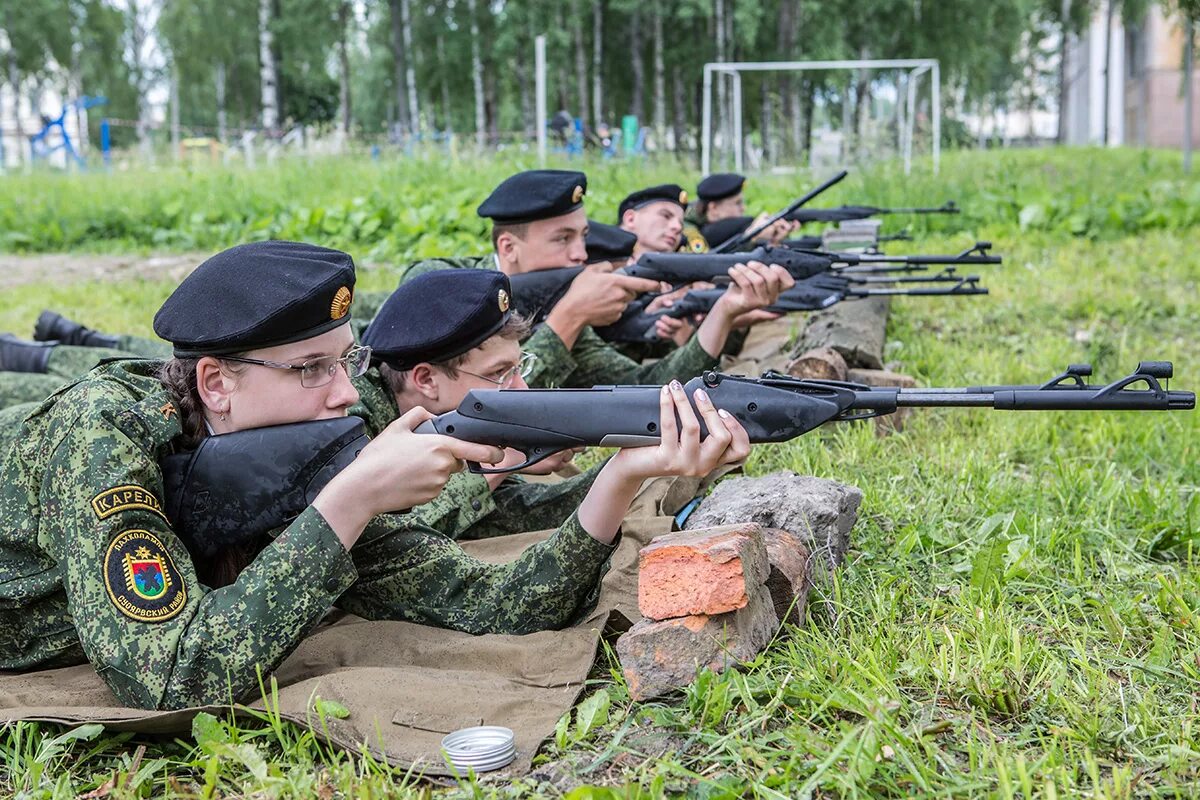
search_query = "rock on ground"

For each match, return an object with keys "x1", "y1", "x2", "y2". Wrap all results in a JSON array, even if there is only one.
[
  {"x1": 616, "y1": 583, "x2": 778, "y2": 701},
  {"x1": 683, "y1": 471, "x2": 862, "y2": 573}
]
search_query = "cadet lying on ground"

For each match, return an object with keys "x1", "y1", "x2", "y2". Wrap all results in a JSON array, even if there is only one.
[{"x1": 0, "y1": 240, "x2": 751, "y2": 710}]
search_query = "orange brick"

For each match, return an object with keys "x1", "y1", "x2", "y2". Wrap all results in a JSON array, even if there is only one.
[
  {"x1": 637, "y1": 523, "x2": 768, "y2": 621},
  {"x1": 618, "y1": 583, "x2": 779, "y2": 700}
]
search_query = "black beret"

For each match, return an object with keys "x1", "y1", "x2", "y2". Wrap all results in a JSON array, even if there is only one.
[
  {"x1": 477, "y1": 170, "x2": 588, "y2": 224},
  {"x1": 697, "y1": 173, "x2": 745, "y2": 202},
  {"x1": 617, "y1": 184, "x2": 688, "y2": 221},
  {"x1": 585, "y1": 221, "x2": 638, "y2": 264},
  {"x1": 154, "y1": 240, "x2": 356, "y2": 357},
  {"x1": 363, "y1": 269, "x2": 513, "y2": 370}
]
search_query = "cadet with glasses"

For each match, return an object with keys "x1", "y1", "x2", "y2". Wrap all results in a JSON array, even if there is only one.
[
  {"x1": 0, "y1": 240, "x2": 751, "y2": 710},
  {"x1": 356, "y1": 269, "x2": 603, "y2": 541}
]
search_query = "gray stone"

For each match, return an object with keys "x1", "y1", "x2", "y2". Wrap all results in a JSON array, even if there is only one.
[
  {"x1": 683, "y1": 471, "x2": 862, "y2": 572},
  {"x1": 797, "y1": 294, "x2": 890, "y2": 369},
  {"x1": 616, "y1": 583, "x2": 778, "y2": 701}
]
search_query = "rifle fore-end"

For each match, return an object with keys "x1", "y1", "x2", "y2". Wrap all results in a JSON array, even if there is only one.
[{"x1": 418, "y1": 363, "x2": 1194, "y2": 473}]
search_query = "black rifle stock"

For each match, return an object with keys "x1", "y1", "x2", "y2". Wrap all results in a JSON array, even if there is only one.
[
  {"x1": 712, "y1": 170, "x2": 849, "y2": 253},
  {"x1": 415, "y1": 363, "x2": 1194, "y2": 473},
  {"x1": 161, "y1": 417, "x2": 369, "y2": 558}
]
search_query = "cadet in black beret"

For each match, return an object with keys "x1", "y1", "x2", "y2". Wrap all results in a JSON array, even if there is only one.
[
  {"x1": 584, "y1": 221, "x2": 637, "y2": 266},
  {"x1": 617, "y1": 184, "x2": 688, "y2": 255},
  {"x1": 154, "y1": 240, "x2": 357, "y2": 357},
  {"x1": 477, "y1": 169, "x2": 588, "y2": 225},
  {"x1": 697, "y1": 173, "x2": 746, "y2": 203},
  {"x1": 363, "y1": 269, "x2": 515, "y2": 371}
]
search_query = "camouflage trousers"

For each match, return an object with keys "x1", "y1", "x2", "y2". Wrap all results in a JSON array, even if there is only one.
[{"x1": 0, "y1": 335, "x2": 170, "y2": 410}]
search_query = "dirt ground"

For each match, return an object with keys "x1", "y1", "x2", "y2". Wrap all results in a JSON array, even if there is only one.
[{"x1": 0, "y1": 253, "x2": 210, "y2": 290}]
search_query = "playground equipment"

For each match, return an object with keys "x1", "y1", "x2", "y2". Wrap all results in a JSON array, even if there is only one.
[{"x1": 29, "y1": 96, "x2": 108, "y2": 168}]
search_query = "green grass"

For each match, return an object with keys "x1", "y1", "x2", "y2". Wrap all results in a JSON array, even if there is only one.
[{"x1": 2, "y1": 148, "x2": 1199, "y2": 798}]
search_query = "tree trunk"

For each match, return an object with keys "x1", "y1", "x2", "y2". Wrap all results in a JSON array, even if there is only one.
[
  {"x1": 517, "y1": 46, "x2": 534, "y2": 138},
  {"x1": 1056, "y1": 0, "x2": 1071, "y2": 143},
  {"x1": 629, "y1": 7, "x2": 644, "y2": 120},
  {"x1": 129, "y1": 0, "x2": 153, "y2": 158},
  {"x1": 215, "y1": 63, "x2": 228, "y2": 144},
  {"x1": 389, "y1": 0, "x2": 410, "y2": 138},
  {"x1": 258, "y1": 0, "x2": 279, "y2": 131},
  {"x1": 337, "y1": 1, "x2": 352, "y2": 136},
  {"x1": 573, "y1": 1, "x2": 589, "y2": 125},
  {"x1": 653, "y1": 4, "x2": 665, "y2": 143},
  {"x1": 801, "y1": 78, "x2": 814, "y2": 160},
  {"x1": 1102, "y1": 0, "x2": 1113, "y2": 144},
  {"x1": 592, "y1": 0, "x2": 603, "y2": 126},
  {"x1": 1186, "y1": 18, "x2": 1194, "y2": 172},
  {"x1": 468, "y1": 0, "x2": 486, "y2": 147},
  {"x1": 436, "y1": 29, "x2": 451, "y2": 131},
  {"x1": 169, "y1": 67, "x2": 180, "y2": 159},
  {"x1": 672, "y1": 66, "x2": 687, "y2": 151},
  {"x1": 777, "y1": 0, "x2": 797, "y2": 160},
  {"x1": 485, "y1": 71, "x2": 500, "y2": 144},
  {"x1": 401, "y1": 0, "x2": 419, "y2": 134},
  {"x1": 4, "y1": 12, "x2": 23, "y2": 166}
]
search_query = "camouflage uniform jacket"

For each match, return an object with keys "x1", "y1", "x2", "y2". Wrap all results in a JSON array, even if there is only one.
[
  {"x1": 0, "y1": 360, "x2": 617, "y2": 709},
  {"x1": 350, "y1": 368, "x2": 602, "y2": 540},
  {"x1": 385, "y1": 255, "x2": 721, "y2": 388}
]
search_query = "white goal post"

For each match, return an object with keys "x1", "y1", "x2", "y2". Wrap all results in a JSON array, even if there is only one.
[{"x1": 701, "y1": 59, "x2": 941, "y2": 176}]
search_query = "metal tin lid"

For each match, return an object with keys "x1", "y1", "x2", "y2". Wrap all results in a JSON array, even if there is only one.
[{"x1": 441, "y1": 726, "x2": 516, "y2": 772}]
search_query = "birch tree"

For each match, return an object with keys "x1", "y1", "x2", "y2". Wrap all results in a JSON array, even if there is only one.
[{"x1": 258, "y1": 0, "x2": 279, "y2": 130}]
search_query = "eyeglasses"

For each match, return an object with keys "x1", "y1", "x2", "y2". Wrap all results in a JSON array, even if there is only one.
[
  {"x1": 456, "y1": 351, "x2": 538, "y2": 389},
  {"x1": 221, "y1": 345, "x2": 373, "y2": 388}
]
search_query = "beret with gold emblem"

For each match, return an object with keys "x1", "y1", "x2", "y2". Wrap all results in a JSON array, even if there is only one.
[
  {"x1": 617, "y1": 184, "x2": 688, "y2": 221},
  {"x1": 363, "y1": 269, "x2": 513, "y2": 370},
  {"x1": 154, "y1": 240, "x2": 357, "y2": 357},
  {"x1": 585, "y1": 221, "x2": 638, "y2": 264},
  {"x1": 477, "y1": 169, "x2": 588, "y2": 224},
  {"x1": 697, "y1": 173, "x2": 746, "y2": 202}
]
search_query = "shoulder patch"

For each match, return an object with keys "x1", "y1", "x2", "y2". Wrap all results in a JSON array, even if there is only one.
[
  {"x1": 92, "y1": 485, "x2": 167, "y2": 522},
  {"x1": 104, "y1": 530, "x2": 188, "y2": 623}
]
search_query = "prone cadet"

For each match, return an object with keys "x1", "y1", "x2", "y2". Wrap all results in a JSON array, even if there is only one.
[
  {"x1": 381, "y1": 169, "x2": 795, "y2": 389},
  {"x1": 685, "y1": 173, "x2": 799, "y2": 250},
  {"x1": 0, "y1": 240, "x2": 750, "y2": 710},
  {"x1": 356, "y1": 268, "x2": 602, "y2": 540}
]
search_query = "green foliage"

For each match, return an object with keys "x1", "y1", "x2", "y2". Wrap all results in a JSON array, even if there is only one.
[{"x1": 2, "y1": 148, "x2": 1200, "y2": 796}]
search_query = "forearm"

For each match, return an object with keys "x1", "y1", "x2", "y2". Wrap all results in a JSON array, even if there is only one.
[
  {"x1": 577, "y1": 462, "x2": 644, "y2": 545},
  {"x1": 695, "y1": 309, "x2": 736, "y2": 358},
  {"x1": 340, "y1": 512, "x2": 617, "y2": 634},
  {"x1": 544, "y1": 305, "x2": 589, "y2": 350}
]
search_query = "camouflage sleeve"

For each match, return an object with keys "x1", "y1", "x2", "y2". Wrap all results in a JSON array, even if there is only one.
[
  {"x1": 407, "y1": 471, "x2": 501, "y2": 538},
  {"x1": 521, "y1": 324, "x2": 579, "y2": 388},
  {"x1": 50, "y1": 388, "x2": 358, "y2": 709},
  {"x1": 348, "y1": 369, "x2": 400, "y2": 438},
  {"x1": 458, "y1": 462, "x2": 605, "y2": 540},
  {"x1": 337, "y1": 510, "x2": 616, "y2": 634},
  {"x1": 549, "y1": 327, "x2": 720, "y2": 388}
]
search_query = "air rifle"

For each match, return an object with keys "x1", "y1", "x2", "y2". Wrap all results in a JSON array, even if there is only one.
[
  {"x1": 595, "y1": 272, "x2": 988, "y2": 344},
  {"x1": 786, "y1": 201, "x2": 959, "y2": 224},
  {"x1": 415, "y1": 362, "x2": 1194, "y2": 473},
  {"x1": 712, "y1": 170, "x2": 849, "y2": 253}
]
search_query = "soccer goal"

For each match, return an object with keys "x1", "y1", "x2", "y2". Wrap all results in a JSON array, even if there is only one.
[{"x1": 701, "y1": 59, "x2": 941, "y2": 175}]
